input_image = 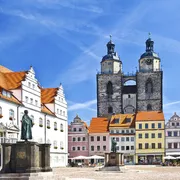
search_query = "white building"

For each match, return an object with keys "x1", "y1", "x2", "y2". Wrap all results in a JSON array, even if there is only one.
[{"x1": 0, "y1": 65, "x2": 68, "y2": 168}]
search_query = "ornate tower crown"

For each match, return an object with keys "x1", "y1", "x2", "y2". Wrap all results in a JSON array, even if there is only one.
[
  {"x1": 146, "y1": 33, "x2": 154, "y2": 52},
  {"x1": 107, "y1": 35, "x2": 115, "y2": 55}
]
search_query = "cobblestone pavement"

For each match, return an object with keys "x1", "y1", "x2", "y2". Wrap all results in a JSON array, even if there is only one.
[{"x1": 53, "y1": 166, "x2": 180, "y2": 180}]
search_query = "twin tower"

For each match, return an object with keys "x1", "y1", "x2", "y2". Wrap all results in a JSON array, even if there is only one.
[{"x1": 96, "y1": 36, "x2": 163, "y2": 116}]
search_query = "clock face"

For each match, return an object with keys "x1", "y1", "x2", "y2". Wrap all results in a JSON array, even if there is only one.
[{"x1": 146, "y1": 59, "x2": 152, "y2": 65}]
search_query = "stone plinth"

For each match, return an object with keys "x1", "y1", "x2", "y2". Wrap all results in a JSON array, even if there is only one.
[
  {"x1": 105, "y1": 152, "x2": 124, "y2": 166},
  {"x1": 1, "y1": 141, "x2": 52, "y2": 173}
]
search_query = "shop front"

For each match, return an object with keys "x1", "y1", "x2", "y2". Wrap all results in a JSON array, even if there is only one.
[
  {"x1": 138, "y1": 154, "x2": 163, "y2": 165},
  {"x1": 124, "y1": 154, "x2": 135, "y2": 165}
]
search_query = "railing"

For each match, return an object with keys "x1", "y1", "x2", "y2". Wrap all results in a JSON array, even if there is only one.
[{"x1": 0, "y1": 137, "x2": 18, "y2": 144}]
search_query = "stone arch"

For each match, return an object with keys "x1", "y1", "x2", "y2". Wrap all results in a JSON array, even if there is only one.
[
  {"x1": 145, "y1": 78, "x2": 153, "y2": 93},
  {"x1": 107, "y1": 81, "x2": 113, "y2": 95}
]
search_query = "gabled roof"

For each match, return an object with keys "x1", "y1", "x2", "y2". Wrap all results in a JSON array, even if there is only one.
[
  {"x1": 41, "y1": 88, "x2": 58, "y2": 103},
  {"x1": 109, "y1": 114, "x2": 135, "y2": 128},
  {"x1": 0, "y1": 91, "x2": 21, "y2": 105},
  {"x1": 136, "y1": 111, "x2": 164, "y2": 121},
  {"x1": 0, "y1": 65, "x2": 13, "y2": 73},
  {"x1": 89, "y1": 117, "x2": 109, "y2": 133},
  {"x1": 41, "y1": 104, "x2": 55, "y2": 116}
]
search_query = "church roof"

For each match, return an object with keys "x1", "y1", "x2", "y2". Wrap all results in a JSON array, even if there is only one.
[
  {"x1": 140, "y1": 51, "x2": 159, "y2": 59},
  {"x1": 136, "y1": 111, "x2": 164, "y2": 121},
  {"x1": 109, "y1": 114, "x2": 135, "y2": 128},
  {"x1": 89, "y1": 117, "x2": 109, "y2": 133}
]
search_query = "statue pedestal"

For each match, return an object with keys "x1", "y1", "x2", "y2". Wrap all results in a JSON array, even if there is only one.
[
  {"x1": 105, "y1": 152, "x2": 124, "y2": 166},
  {"x1": 1, "y1": 141, "x2": 52, "y2": 173}
]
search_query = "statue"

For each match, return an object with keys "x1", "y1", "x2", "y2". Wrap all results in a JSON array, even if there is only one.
[
  {"x1": 111, "y1": 138, "x2": 117, "y2": 153},
  {"x1": 21, "y1": 110, "x2": 33, "y2": 141}
]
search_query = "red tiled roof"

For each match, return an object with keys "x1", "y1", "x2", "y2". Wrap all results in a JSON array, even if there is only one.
[
  {"x1": 89, "y1": 117, "x2": 109, "y2": 133},
  {"x1": 0, "y1": 65, "x2": 13, "y2": 73},
  {"x1": 41, "y1": 88, "x2": 58, "y2": 103},
  {"x1": 136, "y1": 111, "x2": 164, "y2": 121}
]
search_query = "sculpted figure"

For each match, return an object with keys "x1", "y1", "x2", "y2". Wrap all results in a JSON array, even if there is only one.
[
  {"x1": 111, "y1": 138, "x2": 117, "y2": 153},
  {"x1": 21, "y1": 110, "x2": 33, "y2": 141}
]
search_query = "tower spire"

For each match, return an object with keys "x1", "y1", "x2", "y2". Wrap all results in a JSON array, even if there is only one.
[
  {"x1": 146, "y1": 33, "x2": 154, "y2": 52},
  {"x1": 107, "y1": 34, "x2": 115, "y2": 55}
]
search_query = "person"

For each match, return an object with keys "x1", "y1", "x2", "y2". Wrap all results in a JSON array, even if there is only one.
[
  {"x1": 21, "y1": 110, "x2": 33, "y2": 141},
  {"x1": 111, "y1": 138, "x2": 117, "y2": 152}
]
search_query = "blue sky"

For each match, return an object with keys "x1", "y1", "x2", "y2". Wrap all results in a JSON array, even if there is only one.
[{"x1": 0, "y1": 0, "x2": 180, "y2": 124}]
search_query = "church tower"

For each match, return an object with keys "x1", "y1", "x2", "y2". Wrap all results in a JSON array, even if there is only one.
[
  {"x1": 97, "y1": 36, "x2": 123, "y2": 116},
  {"x1": 137, "y1": 35, "x2": 163, "y2": 111}
]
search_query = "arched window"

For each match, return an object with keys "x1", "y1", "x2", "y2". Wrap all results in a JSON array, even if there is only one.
[
  {"x1": 9, "y1": 109, "x2": 14, "y2": 120},
  {"x1": 39, "y1": 118, "x2": 43, "y2": 127},
  {"x1": 54, "y1": 122, "x2": 57, "y2": 130},
  {"x1": 60, "y1": 124, "x2": 63, "y2": 132},
  {"x1": 108, "y1": 106, "x2": 113, "y2": 113},
  {"x1": 47, "y1": 120, "x2": 50, "y2": 128},
  {"x1": 147, "y1": 104, "x2": 152, "y2": 111},
  {"x1": 54, "y1": 140, "x2": 57, "y2": 149},
  {"x1": 60, "y1": 141, "x2": 64, "y2": 149},
  {"x1": 107, "y1": 81, "x2": 113, "y2": 95},
  {"x1": 145, "y1": 78, "x2": 153, "y2": 94}
]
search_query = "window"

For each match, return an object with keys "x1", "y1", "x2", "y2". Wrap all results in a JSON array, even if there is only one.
[
  {"x1": 77, "y1": 147, "x2": 80, "y2": 151},
  {"x1": 30, "y1": 98, "x2": 33, "y2": 104},
  {"x1": 97, "y1": 146, "x2": 100, "y2": 151},
  {"x1": 131, "y1": 129, "x2": 134, "y2": 133},
  {"x1": 116, "y1": 146, "x2": 119, "y2": 151},
  {"x1": 9, "y1": 109, "x2": 14, "y2": 120},
  {"x1": 158, "y1": 143, "x2": 162, "y2": 149},
  {"x1": 151, "y1": 133, "x2": 155, "y2": 138},
  {"x1": 174, "y1": 143, "x2": 178, "y2": 149},
  {"x1": 174, "y1": 131, "x2": 178, "y2": 137},
  {"x1": 82, "y1": 147, "x2": 85, "y2": 151},
  {"x1": 116, "y1": 130, "x2": 119, "y2": 133},
  {"x1": 54, "y1": 122, "x2": 57, "y2": 130},
  {"x1": 158, "y1": 123, "x2": 162, "y2": 129},
  {"x1": 168, "y1": 131, "x2": 172, "y2": 136},
  {"x1": 131, "y1": 137, "x2": 134, "y2": 141},
  {"x1": 108, "y1": 106, "x2": 113, "y2": 114},
  {"x1": 60, "y1": 141, "x2": 63, "y2": 149},
  {"x1": 145, "y1": 133, "x2": 149, "y2": 138},
  {"x1": 177, "y1": 122, "x2": 179, "y2": 126},
  {"x1": 32, "y1": 84, "x2": 35, "y2": 89},
  {"x1": 91, "y1": 146, "x2": 94, "y2": 151},
  {"x1": 103, "y1": 136, "x2": 106, "y2": 141},
  {"x1": 73, "y1": 137, "x2": 76, "y2": 142},
  {"x1": 139, "y1": 144, "x2": 142, "y2": 149},
  {"x1": 7, "y1": 92, "x2": 11, "y2": 98},
  {"x1": 145, "y1": 143, "x2": 149, "y2": 149},
  {"x1": 138, "y1": 134, "x2": 142, "y2": 139},
  {"x1": 60, "y1": 110, "x2": 62, "y2": 115},
  {"x1": 121, "y1": 137, "x2": 125, "y2": 141},
  {"x1": 2, "y1": 90, "x2": 6, "y2": 96},
  {"x1": 145, "y1": 123, "x2": 148, "y2": 129},
  {"x1": 152, "y1": 123, "x2": 155, "y2": 129},
  {"x1": 35, "y1": 100, "x2": 38, "y2": 106},
  {"x1": 111, "y1": 130, "x2": 114, "y2": 134},
  {"x1": 72, "y1": 147, "x2": 76, "y2": 151},
  {"x1": 128, "y1": 94, "x2": 131, "y2": 98},
  {"x1": 47, "y1": 120, "x2": 50, "y2": 128},
  {"x1": 79, "y1": 128, "x2": 82, "y2": 132},
  {"x1": 126, "y1": 137, "x2": 129, "y2": 141},
  {"x1": 116, "y1": 137, "x2": 119, "y2": 142},
  {"x1": 39, "y1": 118, "x2": 43, "y2": 127},
  {"x1": 121, "y1": 146, "x2": 125, "y2": 150},
  {"x1": 145, "y1": 78, "x2": 153, "y2": 94},
  {"x1": 125, "y1": 118, "x2": 131, "y2": 123},
  {"x1": 113, "y1": 118, "x2": 119, "y2": 124},
  {"x1": 83, "y1": 137, "x2": 86, "y2": 141},
  {"x1": 25, "y1": 96, "x2": 28, "y2": 103},
  {"x1": 91, "y1": 136, "x2": 94, "y2": 141},
  {"x1": 107, "y1": 81, "x2": 113, "y2": 95},
  {"x1": 28, "y1": 82, "x2": 31, "y2": 87},
  {"x1": 131, "y1": 146, "x2": 134, "y2": 150},
  {"x1": 158, "y1": 133, "x2": 162, "y2": 138},
  {"x1": 122, "y1": 130, "x2": 125, "y2": 133},
  {"x1": 126, "y1": 146, "x2": 129, "y2": 150},
  {"x1": 57, "y1": 109, "x2": 59, "y2": 114},
  {"x1": 172, "y1": 122, "x2": 175, "y2": 126},
  {"x1": 168, "y1": 143, "x2": 172, "y2": 149},
  {"x1": 139, "y1": 124, "x2": 142, "y2": 129},
  {"x1": 53, "y1": 140, "x2": 57, "y2": 148},
  {"x1": 63, "y1": 111, "x2": 65, "y2": 116},
  {"x1": 0, "y1": 106, "x2": 2, "y2": 115},
  {"x1": 60, "y1": 124, "x2": 63, "y2": 132},
  {"x1": 78, "y1": 137, "x2": 81, "y2": 141},
  {"x1": 152, "y1": 143, "x2": 155, "y2": 149},
  {"x1": 73, "y1": 128, "x2": 76, "y2": 132},
  {"x1": 103, "y1": 146, "x2": 106, "y2": 151},
  {"x1": 97, "y1": 136, "x2": 100, "y2": 141},
  {"x1": 147, "y1": 104, "x2": 152, "y2": 111},
  {"x1": 126, "y1": 130, "x2": 129, "y2": 133}
]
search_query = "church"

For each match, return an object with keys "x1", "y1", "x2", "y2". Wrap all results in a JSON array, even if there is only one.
[{"x1": 97, "y1": 35, "x2": 162, "y2": 116}]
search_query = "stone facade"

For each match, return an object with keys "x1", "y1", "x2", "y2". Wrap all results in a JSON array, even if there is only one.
[{"x1": 97, "y1": 37, "x2": 163, "y2": 117}]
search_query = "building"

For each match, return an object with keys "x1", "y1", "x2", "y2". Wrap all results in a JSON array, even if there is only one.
[
  {"x1": 96, "y1": 35, "x2": 162, "y2": 116},
  {"x1": 165, "y1": 112, "x2": 180, "y2": 157},
  {"x1": 68, "y1": 115, "x2": 89, "y2": 159},
  {"x1": 109, "y1": 114, "x2": 136, "y2": 164},
  {"x1": 135, "y1": 111, "x2": 165, "y2": 164},
  {"x1": 0, "y1": 65, "x2": 68, "y2": 168},
  {"x1": 88, "y1": 117, "x2": 110, "y2": 157}
]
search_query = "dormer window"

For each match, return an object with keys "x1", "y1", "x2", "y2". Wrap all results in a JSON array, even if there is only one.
[
  {"x1": 2, "y1": 90, "x2": 6, "y2": 96},
  {"x1": 113, "y1": 118, "x2": 119, "y2": 124}
]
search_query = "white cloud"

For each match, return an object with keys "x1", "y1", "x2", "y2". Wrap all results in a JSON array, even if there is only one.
[{"x1": 68, "y1": 99, "x2": 97, "y2": 111}]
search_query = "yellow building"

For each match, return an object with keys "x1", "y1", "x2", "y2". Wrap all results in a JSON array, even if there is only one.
[{"x1": 135, "y1": 111, "x2": 165, "y2": 164}]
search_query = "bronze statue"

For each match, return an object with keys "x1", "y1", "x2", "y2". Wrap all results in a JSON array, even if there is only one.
[
  {"x1": 21, "y1": 110, "x2": 33, "y2": 141},
  {"x1": 111, "y1": 138, "x2": 117, "y2": 153}
]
